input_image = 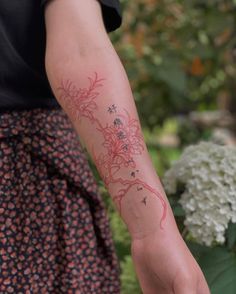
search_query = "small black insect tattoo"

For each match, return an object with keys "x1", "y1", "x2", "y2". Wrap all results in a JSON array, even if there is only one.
[
  {"x1": 141, "y1": 196, "x2": 147, "y2": 206},
  {"x1": 108, "y1": 104, "x2": 117, "y2": 114}
]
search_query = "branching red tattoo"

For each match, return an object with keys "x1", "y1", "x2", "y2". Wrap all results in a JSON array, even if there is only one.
[
  {"x1": 58, "y1": 72, "x2": 104, "y2": 122},
  {"x1": 58, "y1": 72, "x2": 167, "y2": 229}
]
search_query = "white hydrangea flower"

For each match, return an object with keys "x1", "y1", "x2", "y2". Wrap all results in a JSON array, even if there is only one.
[{"x1": 163, "y1": 141, "x2": 236, "y2": 246}]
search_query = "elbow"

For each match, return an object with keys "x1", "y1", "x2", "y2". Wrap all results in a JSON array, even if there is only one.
[
  {"x1": 45, "y1": 41, "x2": 120, "y2": 90},
  {"x1": 46, "y1": 43, "x2": 113, "y2": 78}
]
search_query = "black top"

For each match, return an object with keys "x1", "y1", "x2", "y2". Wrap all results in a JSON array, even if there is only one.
[{"x1": 0, "y1": 0, "x2": 122, "y2": 112}]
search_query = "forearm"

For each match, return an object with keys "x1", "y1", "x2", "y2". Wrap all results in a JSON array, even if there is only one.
[{"x1": 45, "y1": 45, "x2": 179, "y2": 239}]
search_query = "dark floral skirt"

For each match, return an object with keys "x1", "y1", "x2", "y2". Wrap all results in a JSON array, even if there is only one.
[{"x1": 0, "y1": 107, "x2": 120, "y2": 293}]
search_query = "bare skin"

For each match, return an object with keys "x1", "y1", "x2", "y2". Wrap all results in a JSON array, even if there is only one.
[
  {"x1": 57, "y1": 72, "x2": 167, "y2": 229},
  {"x1": 44, "y1": 0, "x2": 211, "y2": 293}
]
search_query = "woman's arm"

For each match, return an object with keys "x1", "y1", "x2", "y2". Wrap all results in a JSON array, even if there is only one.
[
  {"x1": 44, "y1": 0, "x2": 176, "y2": 239},
  {"x1": 44, "y1": 1, "x2": 210, "y2": 293}
]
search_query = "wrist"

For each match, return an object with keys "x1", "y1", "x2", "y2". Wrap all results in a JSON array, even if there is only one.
[{"x1": 123, "y1": 198, "x2": 179, "y2": 242}]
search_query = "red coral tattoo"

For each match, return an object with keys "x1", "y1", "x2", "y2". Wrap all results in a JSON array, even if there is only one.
[
  {"x1": 94, "y1": 109, "x2": 145, "y2": 182},
  {"x1": 58, "y1": 72, "x2": 167, "y2": 229},
  {"x1": 58, "y1": 72, "x2": 104, "y2": 121}
]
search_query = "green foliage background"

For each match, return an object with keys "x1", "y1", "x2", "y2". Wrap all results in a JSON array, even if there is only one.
[
  {"x1": 90, "y1": 0, "x2": 236, "y2": 293},
  {"x1": 113, "y1": 0, "x2": 236, "y2": 129}
]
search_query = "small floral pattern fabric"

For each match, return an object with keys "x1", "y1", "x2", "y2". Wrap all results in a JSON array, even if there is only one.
[{"x1": 0, "y1": 107, "x2": 120, "y2": 293}]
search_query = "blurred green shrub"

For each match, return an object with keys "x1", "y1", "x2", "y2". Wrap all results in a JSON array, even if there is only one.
[{"x1": 112, "y1": 0, "x2": 236, "y2": 130}]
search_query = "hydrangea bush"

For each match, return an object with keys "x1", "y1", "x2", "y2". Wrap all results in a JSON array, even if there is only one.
[{"x1": 163, "y1": 141, "x2": 236, "y2": 246}]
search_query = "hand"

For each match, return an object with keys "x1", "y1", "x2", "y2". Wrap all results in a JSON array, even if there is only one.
[{"x1": 131, "y1": 229, "x2": 210, "y2": 294}]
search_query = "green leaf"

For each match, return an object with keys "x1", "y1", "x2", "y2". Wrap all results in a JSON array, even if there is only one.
[
  {"x1": 186, "y1": 240, "x2": 211, "y2": 260},
  {"x1": 173, "y1": 204, "x2": 185, "y2": 217},
  {"x1": 226, "y1": 222, "x2": 236, "y2": 250},
  {"x1": 199, "y1": 247, "x2": 236, "y2": 294}
]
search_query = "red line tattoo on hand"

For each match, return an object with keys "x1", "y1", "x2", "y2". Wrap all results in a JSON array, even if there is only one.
[{"x1": 57, "y1": 72, "x2": 167, "y2": 230}]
